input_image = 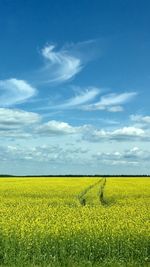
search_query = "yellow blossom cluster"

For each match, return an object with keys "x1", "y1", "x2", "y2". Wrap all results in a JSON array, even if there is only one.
[{"x1": 0, "y1": 177, "x2": 149, "y2": 266}]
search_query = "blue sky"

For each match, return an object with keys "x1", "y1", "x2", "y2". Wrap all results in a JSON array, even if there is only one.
[{"x1": 0, "y1": 0, "x2": 150, "y2": 175}]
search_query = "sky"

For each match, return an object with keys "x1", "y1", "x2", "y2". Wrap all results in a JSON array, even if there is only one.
[{"x1": 0, "y1": 0, "x2": 150, "y2": 175}]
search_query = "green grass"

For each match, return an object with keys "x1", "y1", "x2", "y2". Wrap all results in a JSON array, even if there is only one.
[{"x1": 0, "y1": 177, "x2": 149, "y2": 267}]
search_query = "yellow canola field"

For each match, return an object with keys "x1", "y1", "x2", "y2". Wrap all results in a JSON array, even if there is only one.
[{"x1": 0, "y1": 177, "x2": 149, "y2": 267}]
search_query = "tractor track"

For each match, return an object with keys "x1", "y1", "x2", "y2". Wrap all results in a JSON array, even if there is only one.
[{"x1": 78, "y1": 178, "x2": 107, "y2": 206}]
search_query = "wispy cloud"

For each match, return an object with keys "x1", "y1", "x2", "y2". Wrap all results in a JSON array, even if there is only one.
[
  {"x1": 60, "y1": 87, "x2": 99, "y2": 108},
  {"x1": 0, "y1": 41, "x2": 101, "y2": 109},
  {"x1": 28, "y1": 40, "x2": 101, "y2": 86},
  {"x1": 40, "y1": 44, "x2": 82, "y2": 84},
  {"x1": 107, "y1": 105, "x2": 124, "y2": 112},
  {"x1": 35, "y1": 88, "x2": 136, "y2": 113},
  {"x1": 0, "y1": 79, "x2": 36, "y2": 107},
  {"x1": 34, "y1": 87, "x2": 100, "y2": 111},
  {"x1": 82, "y1": 92, "x2": 137, "y2": 112}
]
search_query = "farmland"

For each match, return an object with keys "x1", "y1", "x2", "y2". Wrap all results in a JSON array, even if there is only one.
[{"x1": 0, "y1": 177, "x2": 150, "y2": 267}]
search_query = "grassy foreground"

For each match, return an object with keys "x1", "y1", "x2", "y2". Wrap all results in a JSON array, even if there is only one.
[{"x1": 0, "y1": 177, "x2": 150, "y2": 267}]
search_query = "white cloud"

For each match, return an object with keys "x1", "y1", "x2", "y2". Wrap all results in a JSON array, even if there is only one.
[
  {"x1": 94, "y1": 147, "x2": 150, "y2": 166},
  {"x1": 112, "y1": 126, "x2": 144, "y2": 137},
  {"x1": 107, "y1": 105, "x2": 124, "y2": 112},
  {"x1": 41, "y1": 44, "x2": 82, "y2": 83},
  {"x1": 0, "y1": 108, "x2": 41, "y2": 138},
  {"x1": 0, "y1": 109, "x2": 148, "y2": 142},
  {"x1": 35, "y1": 87, "x2": 100, "y2": 111},
  {"x1": 35, "y1": 120, "x2": 149, "y2": 142},
  {"x1": 35, "y1": 88, "x2": 136, "y2": 113},
  {"x1": 0, "y1": 108, "x2": 40, "y2": 127},
  {"x1": 96, "y1": 92, "x2": 137, "y2": 107},
  {"x1": 0, "y1": 79, "x2": 36, "y2": 107},
  {"x1": 36, "y1": 120, "x2": 78, "y2": 135},
  {"x1": 61, "y1": 87, "x2": 99, "y2": 108},
  {"x1": 36, "y1": 120, "x2": 90, "y2": 136},
  {"x1": 85, "y1": 126, "x2": 146, "y2": 142},
  {"x1": 83, "y1": 92, "x2": 137, "y2": 111},
  {"x1": 0, "y1": 144, "x2": 89, "y2": 164},
  {"x1": 130, "y1": 114, "x2": 150, "y2": 124}
]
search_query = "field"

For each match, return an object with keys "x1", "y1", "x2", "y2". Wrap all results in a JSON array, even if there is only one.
[{"x1": 0, "y1": 177, "x2": 150, "y2": 267}]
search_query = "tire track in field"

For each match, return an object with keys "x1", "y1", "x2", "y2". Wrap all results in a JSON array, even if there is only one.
[
  {"x1": 78, "y1": 179, "x2": 102, "y2": 206},
  {"x1": 99, "y1": 177, "x2": 107, "y2": 205}
]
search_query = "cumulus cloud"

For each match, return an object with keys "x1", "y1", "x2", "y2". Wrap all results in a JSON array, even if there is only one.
[
  {"x1": 31, "y1": 118, "x2": 148, "y2": 143},
  {"x1": 36, "y1": 120, "x2": 78, "y2": 135},
  {"x1": 112, "y1": 126, "x2": 144, "y2": 137},
  {"x1": 0, "y1": 110, "x2": 149, "y2": 142},
  {"x1": 40, "y1": 44, "x2": 82, "y2": 84},
  {"x1": 83, "y1": 92, "x2": 137, "y2": 112},
  {"x1": 0, "y1": 144, "x2": 88, "y2": 163},
  {"x1": 0, "y1": 108, "x2": 40, "y2": 127},
  {"x1": 94, "y1": 147, "x2": 150, "y2": 165},
  {"x1": 0, "y1": 108, "x2": 41, "y2": 138},
  {"x1": 35, "y1": 120, "x2": 90, "y2": 136},
  {"x1": 0, "y1": 79, "x2": 36, "y2": 107},
  {"x1": 85, "y1": 126, "x2": 147, "y2": 142},
  {"x1": 130, "y1": 114, "x2": 150, "y2": 124}
]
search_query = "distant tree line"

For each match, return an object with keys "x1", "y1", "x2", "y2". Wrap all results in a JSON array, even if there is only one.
[{"x1": 0, "y1": 174, "x2": 150, "y2": 178}]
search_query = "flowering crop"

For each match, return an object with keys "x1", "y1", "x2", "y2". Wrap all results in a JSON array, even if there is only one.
[{"x1": 0, "y1": 177, "x2": 149, "y2": 266}]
